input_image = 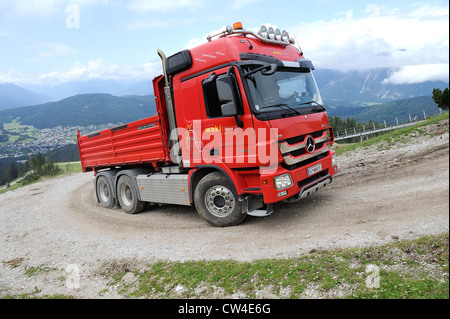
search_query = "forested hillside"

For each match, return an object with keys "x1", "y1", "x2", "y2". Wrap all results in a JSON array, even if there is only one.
[
  {"x1": 326, "y1": 96, "x2": 440, "y2": 125},
  {"x1": 0, "y1": 94, "x2": 157, "y2": 129}
]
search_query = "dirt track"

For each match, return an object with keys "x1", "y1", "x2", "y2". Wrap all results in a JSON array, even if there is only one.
[{"x1": 0, "y1": 120, "x2": 448, "y2": 297}]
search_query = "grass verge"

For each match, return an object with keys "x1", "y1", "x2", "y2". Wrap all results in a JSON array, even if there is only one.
[
  {"x1": 102, "y1": 233, "x2": 448, "y2": 299},
  {"x1": 334, "y1": 112, "x2": 449, "y2": 155},
  {"x1": 0, "y1": 161, "x2": 82, "y2": 194}
]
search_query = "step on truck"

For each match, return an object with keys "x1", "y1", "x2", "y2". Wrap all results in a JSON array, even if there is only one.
[{"x1": 77, "y1": 22, "x2": 338, "y2": 227}]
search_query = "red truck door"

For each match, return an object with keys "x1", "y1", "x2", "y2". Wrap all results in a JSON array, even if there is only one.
[
  {"x1": 197, "y1": 65, "x2": 255, "y2": 167},
  {"x1": 174, "y1": 65, "x2": 255, "y2": 168}
]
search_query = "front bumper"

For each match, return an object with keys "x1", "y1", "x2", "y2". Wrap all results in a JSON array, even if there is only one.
[{"x1": 260, "y1": 149, "x2": 337, "y2": 204}]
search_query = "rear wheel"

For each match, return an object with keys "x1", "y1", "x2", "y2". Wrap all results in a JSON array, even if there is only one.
[
  {"x1": 117, "y1": 175, "x2": 145, "y2": 214},
  {"x1": 96, "y1": 176, "x2": 115, "y2": 208},
  {"x1": 194, "y1": 172, "x2": 246, "y2": 227}
]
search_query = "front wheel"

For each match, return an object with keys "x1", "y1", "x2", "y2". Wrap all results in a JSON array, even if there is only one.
[
  {"x1": 194, "y1": 172, "x2": 246, "y2": 227},
  {"x1": 117, "y1": 175, "x2": 145, "y2": 214}
]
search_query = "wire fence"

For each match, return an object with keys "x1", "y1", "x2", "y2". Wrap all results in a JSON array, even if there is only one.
[{"x1": 334, "y1": 108, "x2": 447, "y2": 142}]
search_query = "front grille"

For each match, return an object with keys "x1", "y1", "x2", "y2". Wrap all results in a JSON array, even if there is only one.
[
  {"x1": 282, "y1": 129, "x2": 324, "y2": 145},
  {"x1": 281, "y1": 152, "x2": 328, "y2": 171},
  {"x1": 282, "y1": 140, "x2": 327, "y2": 157},
  {"x1": 279, "y1": 129, "x2": 330, "y2": 166}
]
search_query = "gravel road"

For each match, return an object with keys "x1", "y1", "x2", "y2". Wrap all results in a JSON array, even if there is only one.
[{"x1": 0, "y1": 120, "x2": 448, "y2": 298}]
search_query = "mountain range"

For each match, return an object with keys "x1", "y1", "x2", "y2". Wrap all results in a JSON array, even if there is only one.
[
  {"x1": 0, "y1": 83, "x2": 50, "y2": 110},
  {"x1": 313, "y1": 68, "x2": 447, "y2": 106},
  {"x1": 0, "y1": 79, "x2": 154, "y2": 111},
  {"x1": 0, "y1": 94, "x2": 157, "y2": 129},
  {"x1": 0, "y1": 93, "x2": 443, "y2": 133},
  {"x1": 1, "y1": 67, "x2": 448, "y2": 111}
]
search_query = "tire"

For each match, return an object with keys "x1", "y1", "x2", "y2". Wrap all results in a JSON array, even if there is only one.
[
  {"x1": 194, "y1": 172, "x2": 246, "y2": 227},
  {"x1": 116, "y1": 175, "x2": 145, "y2": 214},
  {"x1": 96, "y1": 175, "x2": 115, "y2": 208}
]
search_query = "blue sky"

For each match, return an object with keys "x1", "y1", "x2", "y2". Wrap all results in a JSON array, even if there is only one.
[{"x1": 0, "y1": 0, "x2": 448, "y2": 86}]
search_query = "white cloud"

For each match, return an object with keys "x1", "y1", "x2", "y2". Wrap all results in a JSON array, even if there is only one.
[
  {"x1": 0, "y1": 69, "x2": 31, "y2": 84},
  {"x1": 25, "y1": 42, "x2": 78, "y2": 62},
  {"x1": 288, "y1": 3, "x2": 449, "y2": 83},
  {"x1": 38, "y1": 58, "x2": 162, "y2": 84},
  {"x1": 127, "y1": 0, "x2": 204, "y2": 12},
  {"x1": 182, "y1": 26, "x2": 227, "y2": 50},
  {"x1": 383, "y1": 64, "x2": 449, "y2": 84}
]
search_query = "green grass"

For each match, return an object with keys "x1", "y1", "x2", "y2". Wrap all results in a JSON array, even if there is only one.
[
  {"x1": 25, "y1": 266, "x2": 58, "y2": 277},
  {"x1": 1, "y1": 118, "x2": 40, "y2": 146},
  {"x1": 334, "y1": 112, "x2": 449, "y2": 155},
  {"x1": 0, "y1": 161, "x2": 82, "y2": 194},
  {"x1": 56, "y1": 161, "x2": 82, "y2": 174},
  {"x1": 102, "y1": 233, "x2": 448, "y2": 299}
]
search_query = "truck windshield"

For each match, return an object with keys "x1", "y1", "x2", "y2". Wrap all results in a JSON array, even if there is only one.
[{"x1": 243, "y1": 66, "x2": 324, "y2": 116}]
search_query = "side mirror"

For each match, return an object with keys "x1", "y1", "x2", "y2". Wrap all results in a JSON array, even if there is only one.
[
  {"x1": 243, "y1": 63, "x2": 278, "y2": 77},
  {"x1": 217, "y1": 74, "x2": 240, "y2": 118},
  {"x1": 221, "y1": 101, "x2": 238, "y2": 117},
  {"x1": 203, "y1": 68, "x2": 243, "y2": 127},
  {"x1": 261, "y1": 63, "x2": 278, "y2": 75},
  {"x1": 216, "y1": 76, "x2": 234, "y2": 103}
]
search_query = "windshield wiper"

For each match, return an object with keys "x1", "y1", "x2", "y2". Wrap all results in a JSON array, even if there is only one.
[
  {"x1": 295, "y1": 100, "x2": 326, "y2": 112},
  {"x1": 258, "y1": 103, "x2": 301, "y2": 115}
]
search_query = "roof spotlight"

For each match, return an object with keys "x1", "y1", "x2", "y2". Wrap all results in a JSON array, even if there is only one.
[
  {"x1": 281, "y1": 30, "x2": 289, "y2": 42},
  {"x1": 259, "y1": 25, "x2": 268, "y2": 38},
  {"x1": 268, "y1": 27, "x2": 275, "y2": 39},
  {"x1": 275, "y1": 29, "x2": 281, "y2": 41}
]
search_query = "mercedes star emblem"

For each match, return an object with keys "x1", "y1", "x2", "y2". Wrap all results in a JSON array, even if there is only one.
[{"x1": 306, "y1": 136, "x2": 315, "y2": 153}]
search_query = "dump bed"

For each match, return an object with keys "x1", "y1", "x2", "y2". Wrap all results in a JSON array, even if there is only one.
[{"x1": 77, "y1": 115, "x2": 170, "y2": 172}]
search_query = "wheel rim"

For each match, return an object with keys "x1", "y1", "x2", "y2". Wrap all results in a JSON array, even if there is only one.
[
  {"x1": 119, "y1": 183, "x2": 133, "y2": 207},
  {"x1": 204, "y1": 185, "x2": 235, "y2": 218},
  {"x1": 99, "y1": 181, "x2": 110, "y2": 203}
]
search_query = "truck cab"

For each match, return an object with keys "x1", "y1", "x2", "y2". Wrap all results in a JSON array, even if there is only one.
[{"x1": 78, "y1": 23, "x2": 337, "y2": 226}]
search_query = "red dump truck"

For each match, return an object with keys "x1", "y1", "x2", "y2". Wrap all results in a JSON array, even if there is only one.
[{"x1": 77, "y1": 22, "x2": 337, "y2": 226}]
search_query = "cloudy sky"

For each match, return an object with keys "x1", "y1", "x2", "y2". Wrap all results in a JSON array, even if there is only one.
[{"x1": 0, "y1": 0, "x2": 448, "y2": 86}]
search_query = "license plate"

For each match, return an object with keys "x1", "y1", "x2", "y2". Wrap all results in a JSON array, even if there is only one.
[{"x1": 308, "y1": 163, "x2": 322, "y2": 176}]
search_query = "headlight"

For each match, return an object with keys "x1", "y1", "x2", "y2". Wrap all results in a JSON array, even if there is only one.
[
  {"x1": 332, "y1": 154, "x2": 337, "y2": 167},
  {"x1": 274, "y1": 173, "x2": 293, "y2": 190}
]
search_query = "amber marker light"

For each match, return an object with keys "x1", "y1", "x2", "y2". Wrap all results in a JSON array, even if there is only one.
[{"x1": 233, "y1": 22, "x2": 243, "y2": 30}]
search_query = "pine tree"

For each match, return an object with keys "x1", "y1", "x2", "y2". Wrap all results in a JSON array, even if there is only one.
[{"x1": 432, "y1": 88, "x2": 449, "y2": 110}]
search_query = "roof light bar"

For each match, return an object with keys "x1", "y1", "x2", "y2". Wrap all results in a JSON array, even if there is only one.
[
  {"x1": 207, "y1": 22, "x2": 295, "y2": 46},
  {"x1": 258, "y1": 24, "x2": 295, "y2": 45}
]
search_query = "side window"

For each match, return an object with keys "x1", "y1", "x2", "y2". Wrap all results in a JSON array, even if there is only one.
[{"x1": 202, "y1": 72, "x2": 241, "y2": 118}]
